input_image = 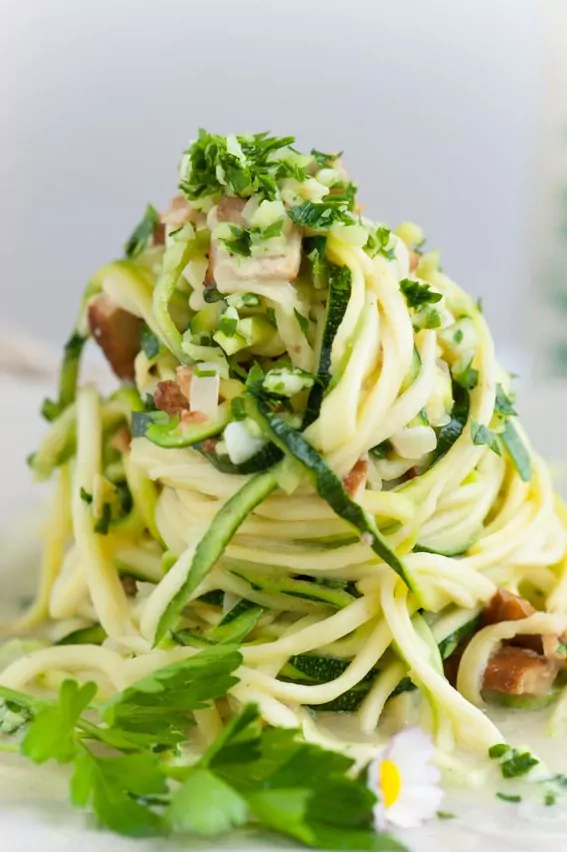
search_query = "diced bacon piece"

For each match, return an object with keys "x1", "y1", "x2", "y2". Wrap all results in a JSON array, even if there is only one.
[
  {"x1": 483, "y1": 588, "x2": 536, "y2": 626},
  {"x1": 409, "y1": 249, "x2": 419, "y2": 272},
  {"x1": 120, "y1": 576, "x2": 138, "y2": 597},
  {"x1": 160, "y1": 195, "x2": 198, "y2": 227},
  {"x1": 483, "y1": 588, "x2": 543, "y2": 653},
  {"x1": 154, "y1": 380, "x2": 189, "y2": 416},
  {"x1": 343, "y1": 459, "x2": 368, "y2": 497},
  {"x1": 208, "y1": 227, "x2": 302, "y2": 288},
  {"x1": 180, "y1": 410, "x2": 208, "y2": 429},
  {"x1": 482, "y1": 646, "x2": 558, "y2": 696},
  {"x1": 216, "y1": 196, "x2": 247, "y2": 226},
  {"x1": 88, "y1": 294, "x2": 143, "y2": 380},
  {"x1": 176, "y1": 365, "x2": 194, "y2": 401}
]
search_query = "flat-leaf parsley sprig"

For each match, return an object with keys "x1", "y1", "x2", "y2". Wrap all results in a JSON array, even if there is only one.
[{"x1": 0, "y1": 644, "x2": 406, "y2": 850}]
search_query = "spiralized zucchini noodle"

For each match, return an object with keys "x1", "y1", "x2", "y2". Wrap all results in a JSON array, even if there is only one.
[{"x1": 6, "y1": 130, "x2": 567, "y2": 762}]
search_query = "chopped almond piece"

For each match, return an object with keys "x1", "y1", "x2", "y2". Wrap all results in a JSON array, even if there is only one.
[
  {"x1": 343, "y1": 459, "x2": 368, "y2": 497},
  {"x1": 88, "y1": 294, "x2": 143, "y2": 381},
  {"x1": 483, "y1": 646, "x2": 558, "y2": 697},
  {"x1": 154, "y1": 380, "x2": 189, "y2": 416}
]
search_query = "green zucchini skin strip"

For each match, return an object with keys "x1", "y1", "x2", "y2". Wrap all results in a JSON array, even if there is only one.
[
  {"x1": 246, "y1": 395, "x2": 413, "y2": 590},
  {"x1": 152, "y1": 227, "x2": 196, "y2": 362},
  {"x1": 56, "y1": 624, "x2": 107, "y2": 646},
  {"x1": 303, "y1": 263, "x2": 352, "y2": 428},
  {"x1": 229, "y1": 567, "x2": 355, "y2": 609},
  {"x1": 194, "y1": 440, "x2": 283, "y2": 475},
  {"x1": 131, "y1": 404, "x2": 230, "y2": 448},
  {"x1": 41, "y1": 332, "x2": 87, "y2": 421},
  {"x1": 153, "y1": 469, "x2": 279, "y2": 644},
  {"x1": 430, "y1": 382, "x2": 469, "y2": 465}
]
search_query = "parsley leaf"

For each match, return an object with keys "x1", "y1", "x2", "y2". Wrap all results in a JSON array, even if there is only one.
[
  {"x1": 94, "y1": 502, "x2": 112, "y2": 535},
  {"x1": 454, "y1": 359, "x2": 479, "y2": 391},
  {"x1": 79, "y1": 487, "x2": 93, "y2": 504},
  {"x1": 494, "y1": 384, "x2": 517, "y2": 417},
  {"x1": 140, "y1": 325, "x2": 160, "y2": 359},
  {"x1": 500, "y1": 419, "x2": 532, "y2": 481},
  {"x1": 496, "y1": 792, "x2": 522, "y2": 803},
  {"x1": 437, "y1": 810, "x2": 456, "y2": 819},
  {"x1": 102, "y1": 645, "x2": 242, "y2": 747},
  {"x1": 21, "y1": 680, "x2": 97, "y2": 764},
  {"x1": 488, "y1": 744, "x2": 539, "y2": 778},
  {"x1": 311, "y1": 148, "x2": 340, "y2": 168},
  {"x1": 71, "y1": 750, "x2": 166, "y2": 837},
  {"x1": 124, "y1": 205, "x2": 160, "y2": 259},
  {"x1": 180, "y1": 130, "x2": 295, "y2": 201},
  {"x1": 366, "y1": 226, "x2": 396, "y2": 261},
  {"x1": 287, "y1": 201, "x2": 352, "y2": 230},
  {"x1": 294, "y1": 308, "x2": 310, "y2": 338},
  {"x1": 167, "y1": 767, "x2": 248, "y2": 836},
  {"x1": 501, "y1": 751, "x2": 539, "y2": 779},
  {"x1": 470, "y1": 420, "x2": 501, "y2": 456},
  {"x1": 304, "y1": 235, "x2": 328, "y2": 288},
  {"x1": 221, "y1": 225, "x2": 252, "y2": 257},
  {"x1": 400, "y1": 278, "x2": 443, "y2": 308}
]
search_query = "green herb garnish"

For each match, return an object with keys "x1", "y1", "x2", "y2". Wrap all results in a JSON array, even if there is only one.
[
  {"x1": 400, "y1": 278, "x2": 443, "y2": 309},
  {"x1": 124, "y1": 204, "x2": 160, "y2": 259}
]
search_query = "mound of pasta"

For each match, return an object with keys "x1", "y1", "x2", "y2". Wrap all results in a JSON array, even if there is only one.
[{"x1": 9, "y1": 130, "x2": 567, "y2": 767}]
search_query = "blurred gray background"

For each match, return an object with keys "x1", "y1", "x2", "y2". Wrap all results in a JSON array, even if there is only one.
[{"x1": 0, "y1": 0, "x2": 549, "y2": 368}]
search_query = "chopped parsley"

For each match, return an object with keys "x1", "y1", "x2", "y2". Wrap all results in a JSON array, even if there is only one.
[
  {"x1": 544, "y1": 791, "x2": 556, "y2": 806},
  {"x1": 311, "y1": 148, "x2": 341, "y2": 168},
  {"x1": 454, "y1": 359, "x2": 479, "y2": 391},
  {"x1": 470, "y1": 421, "x2": 501, "y2": 456},
  {"x1": 221, "y1": 225, "x2": 252, "y2": 257},
  {"x1": 140, "y1": 325, "x2": 160, "y2": 360},
  {"x1": 179, "y1": 130, "x2": 296, "y2": 201},
  {"x1": 94, "y1": 502, "x2": 112, "y2": 536},
  {"x1": 287, "y1": 200, "x2": 352, "y2": 230},
  {"x1": 79, "y1": 488, "x2": 93, "y2": 504},
  {"x1": 453, "y1": 329, "x2": 464, "y2": 344},
  {"x1": 220, "y1": 220, "x2": 284, "y2": 257},
  {"x1": 124, "y1": 204, "x2": 160, "y2": 259},
  {"x1": 399, "y1": 278, "x2": 443, "y2": 309},
  {"x1": 496, "y1": 792, "x2": 522, "y2": 803},
  {"x1": 494, "y1": 384, "x2": 517, "y2": 417},
  {"x1": 366, "y1": 226, "x2": 397, "y2": 261},
  {"x1": 488, "y1": 744, "x2": 539, "y2": 778},
  {"x1": 436, "y1": 811, "x2": 456, "y2": 820},
  {"x1": 203, "y1": 287, "x2": 225, "y2": 303},
  {"x1": 304, "y1": 235, "x2": 328, "y2": 288},
  {"x1": 294, "y1": 308, "x2": 310, "y2": 338}
]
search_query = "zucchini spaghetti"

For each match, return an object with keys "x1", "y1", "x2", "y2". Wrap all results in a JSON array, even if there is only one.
[{"x1": 5, "y1": 130, "x2": 567, "y2": 774}]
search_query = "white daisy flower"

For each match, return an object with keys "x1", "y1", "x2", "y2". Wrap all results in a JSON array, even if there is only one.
[{"x1": 368, "y1": 727, "x2": 444, "y2": 830}]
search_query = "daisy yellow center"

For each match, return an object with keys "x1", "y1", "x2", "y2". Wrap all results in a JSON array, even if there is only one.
[{"x1": 380, "y1": 759, "x2": 402, "y2": 808}]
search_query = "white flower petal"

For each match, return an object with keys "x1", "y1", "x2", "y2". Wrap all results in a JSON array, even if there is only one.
[
  {"x1": 385, "y1": 785, "x2": 444, "y2": 829},
  {"x1": 386, "y1": 727, "x2": 436, "y2": 767}
]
